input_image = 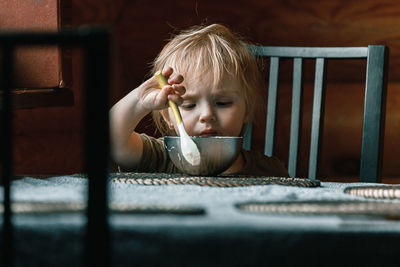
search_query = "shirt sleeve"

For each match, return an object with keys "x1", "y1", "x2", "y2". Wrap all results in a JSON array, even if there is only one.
[{"x1": 134, "y1": 133, "x2": 178, "y2": 173}]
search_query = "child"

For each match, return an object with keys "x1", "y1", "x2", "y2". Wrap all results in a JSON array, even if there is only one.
[{"x1": 110, "y1": 23, "x2": 289, "y2": 177}]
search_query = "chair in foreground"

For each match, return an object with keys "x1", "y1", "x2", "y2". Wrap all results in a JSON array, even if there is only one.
[
  {"x1": 243, "y1": 45, "x2": 387, "y2": 183},
  {"x1": 0, "y1": 27, "x2": 111, "y2": 267}
]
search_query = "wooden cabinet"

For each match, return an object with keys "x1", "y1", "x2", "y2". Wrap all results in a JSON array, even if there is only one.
[{"x1": 0, "y1": 0, "x2": 73, "y2": 108}]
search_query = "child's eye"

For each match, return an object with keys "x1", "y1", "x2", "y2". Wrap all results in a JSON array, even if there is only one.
[
  {"x1": 216, "y1": 101, "x2": 233, "y2": 107},
  {"x1": 181, "y1": 103, "x2": 196, "y2": 109}
]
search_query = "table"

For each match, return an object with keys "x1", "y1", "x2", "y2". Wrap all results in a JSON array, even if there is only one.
[{"x1": 1, "y1": 173, "x2": 400, "y2": 266}]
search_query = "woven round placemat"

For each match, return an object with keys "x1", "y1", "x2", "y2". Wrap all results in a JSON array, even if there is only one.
[
  {"x1": 109, "y1": 172, "x2": 320, "y2": 187},
  {"x1": 236, "y1": 200, "x2": 400, "y2": 219},
  {"x1": 0, "y1": 202, "x2": 205, "y2": 215},
  {"x1": 344, "y1": 185, "x2": 400, "y2": 199}
]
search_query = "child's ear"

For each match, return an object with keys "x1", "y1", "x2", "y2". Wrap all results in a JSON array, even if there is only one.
[
  {"x1": 243, "y1": 111, "x2": 251, "y2": 124},
  {"x1": 160, "y1": 109, "x2": 174, "y2": 129},
  {"x1": 239, "y1": 121, "x2": 247, "y2": 137},
  {"x1": 244, "y1": 114, "x2": 250, "y2": 123}
]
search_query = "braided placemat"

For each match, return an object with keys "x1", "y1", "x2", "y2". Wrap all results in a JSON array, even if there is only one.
[
  {"x1": 0, "y1": 202, "x2": 205, "y2": 215},
  {"x1": 344, "y1": 185, "x2": 400, "y2": 199},
  {"x1": 109, "y1": 172, "x2": 320, "y2": 187},
  {"x1": 236, "y1": 201, "x2": 400, "y2": 219}
]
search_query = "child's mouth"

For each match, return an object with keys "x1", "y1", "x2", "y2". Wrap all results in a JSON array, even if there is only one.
[{"x1": 199, "y1": 129, "x2": 218, "y2": 136}]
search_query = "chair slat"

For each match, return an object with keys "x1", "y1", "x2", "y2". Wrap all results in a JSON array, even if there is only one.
[
  {"x1": 360, "y1": 45, "x2": 386, "y2": 183},
  {"x1": 251, "y1": 45, "x2": 386, "y2": 182},
  {"x1": 249, "y1": 45, "x2": 368, "y2": 58},
  {"x1": 308, "y1": 58, "x2": 325, "y2": 180},
  {"x1": 288, "y1": 58, "x2": 303, "y2": 177},
  {"x1": 265, "y1": 57, "x2": 279, "y2": 156},
  {"x1": 1, "y1": 44, "x2": 15, "y2": 267},
  {"x1": 85, "y1": 32, "x2": 111, "y2": 267},
  {"x1": 242, "y1": 123, "x2": 253, "y2": 150}
]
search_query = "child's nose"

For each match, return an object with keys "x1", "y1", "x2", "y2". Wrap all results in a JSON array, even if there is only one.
[{"x1": 199, "y1": 105, "x2": 216, "y2": 123}]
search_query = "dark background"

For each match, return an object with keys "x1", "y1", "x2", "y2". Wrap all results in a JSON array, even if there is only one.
[{"x1": 6, "y1": 0, "x2": 400, "y2": 182}]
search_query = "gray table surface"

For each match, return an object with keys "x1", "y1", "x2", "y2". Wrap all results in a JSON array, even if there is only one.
[{"x1": 2, "y1": 175, "x2": 400, "y2": 266}]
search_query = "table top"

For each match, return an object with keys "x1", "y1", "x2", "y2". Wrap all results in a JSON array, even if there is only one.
[{"x1": 1, "y1": 173, "x2": 400, "y2": 266}]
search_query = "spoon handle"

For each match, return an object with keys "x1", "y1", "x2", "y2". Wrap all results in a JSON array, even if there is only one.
[{"x1": 154, "y1": 70, "x2": 183, "y2": 125}]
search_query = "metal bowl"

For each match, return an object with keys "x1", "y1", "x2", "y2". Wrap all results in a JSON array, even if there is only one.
[{"x1": 164, "y1": 136, "x2": 242, "y2": 176}]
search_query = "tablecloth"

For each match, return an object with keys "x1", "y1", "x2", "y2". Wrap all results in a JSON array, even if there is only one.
[{"x1": 1, "y1": 174, "x2": 400, "y2": 266}]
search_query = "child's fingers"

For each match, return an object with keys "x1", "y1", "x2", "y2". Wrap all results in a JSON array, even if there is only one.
[
  {"x1": 144, "y1": 75, "x2": 182, "y2": 95},
  {"x1": 168, "y1": 73, "x2": 184, "y2": 85},
  {"x1": 163, "y1": 85, "x2": 185, "y2": 104},
  {"x1": 157, "y1": 83, "x2": 185, "y2": 99},
  {"x1": 157, "y1": 84, "x2": 184, "y2": 106},
  {"x1": 142, "y1": 75, "x2": 163, "y2": 89},
  {"x1": 162, "y1": 67, "x2": 174, "y2": 78},
  {"x1": 167, "y1": 94, "x2": 183, "y2": 105},
  {"x1": 171, "y1": 84, "x2": 186, "y2": 96},
  {"x1": 162, "y1": 67, "x2": 184, "y2": 85},
  {"x1": 141, "y1": 70, "x2": 185, "y2": 109},
  {"x1": 158, "y1": 84, "x2": 173, "y2": 98},
  {"x1": 150, "y1": 85, "x2": 172, "y2": 108}
]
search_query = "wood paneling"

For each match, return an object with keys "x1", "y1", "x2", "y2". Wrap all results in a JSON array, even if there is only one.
[
  {"x1": 0, "y1": 0, "x2": 72, "y2": 88},
  {"x1": 0, "y1": 0, "x2": 73, "y2": 108}
]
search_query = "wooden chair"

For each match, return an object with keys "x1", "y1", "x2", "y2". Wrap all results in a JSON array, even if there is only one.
[{"x1": 243, "y1": 45, "x2": 387, "y2": 182}]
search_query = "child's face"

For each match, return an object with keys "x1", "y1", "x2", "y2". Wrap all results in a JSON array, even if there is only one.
[{"x1": 166, "y1": 71, "x2": 247, "y2": 137}]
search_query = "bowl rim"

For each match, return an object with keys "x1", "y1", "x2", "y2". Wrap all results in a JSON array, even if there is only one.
[{"x1": 164, "y1": 136, "x2": 243, "y2": 139}]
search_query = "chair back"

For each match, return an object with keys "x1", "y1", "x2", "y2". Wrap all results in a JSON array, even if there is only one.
[{"x1": 243, "y1": 45, "x2": 387, "y2": 182}]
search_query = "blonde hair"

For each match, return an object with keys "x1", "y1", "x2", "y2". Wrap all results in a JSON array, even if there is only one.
[{"x1": 151, "y1": 23, "x2": 265, "y2": 135}]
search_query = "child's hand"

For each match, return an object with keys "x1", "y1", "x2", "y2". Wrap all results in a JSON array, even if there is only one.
[{"x1": 138, "y1": 67, "x2": 186, "y2": 112}]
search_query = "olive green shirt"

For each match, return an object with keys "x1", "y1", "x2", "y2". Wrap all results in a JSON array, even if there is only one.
[{"x1": 132, "y1": 133, "x2": 289, "y2": 177}]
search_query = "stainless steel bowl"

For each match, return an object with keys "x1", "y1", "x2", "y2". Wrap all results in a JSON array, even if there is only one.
[{"x1": 164, "y1": 136, "x2": 243, "y2": 176}]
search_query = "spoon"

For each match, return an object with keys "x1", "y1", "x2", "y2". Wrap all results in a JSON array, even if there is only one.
[{"x1": 155, "y1": 70, "x2": 201, "y2": 166}]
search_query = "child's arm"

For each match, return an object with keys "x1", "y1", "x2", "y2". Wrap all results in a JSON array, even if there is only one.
[{"x1": 109, "y1": 67, "x2": 185, "y2": 169}]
